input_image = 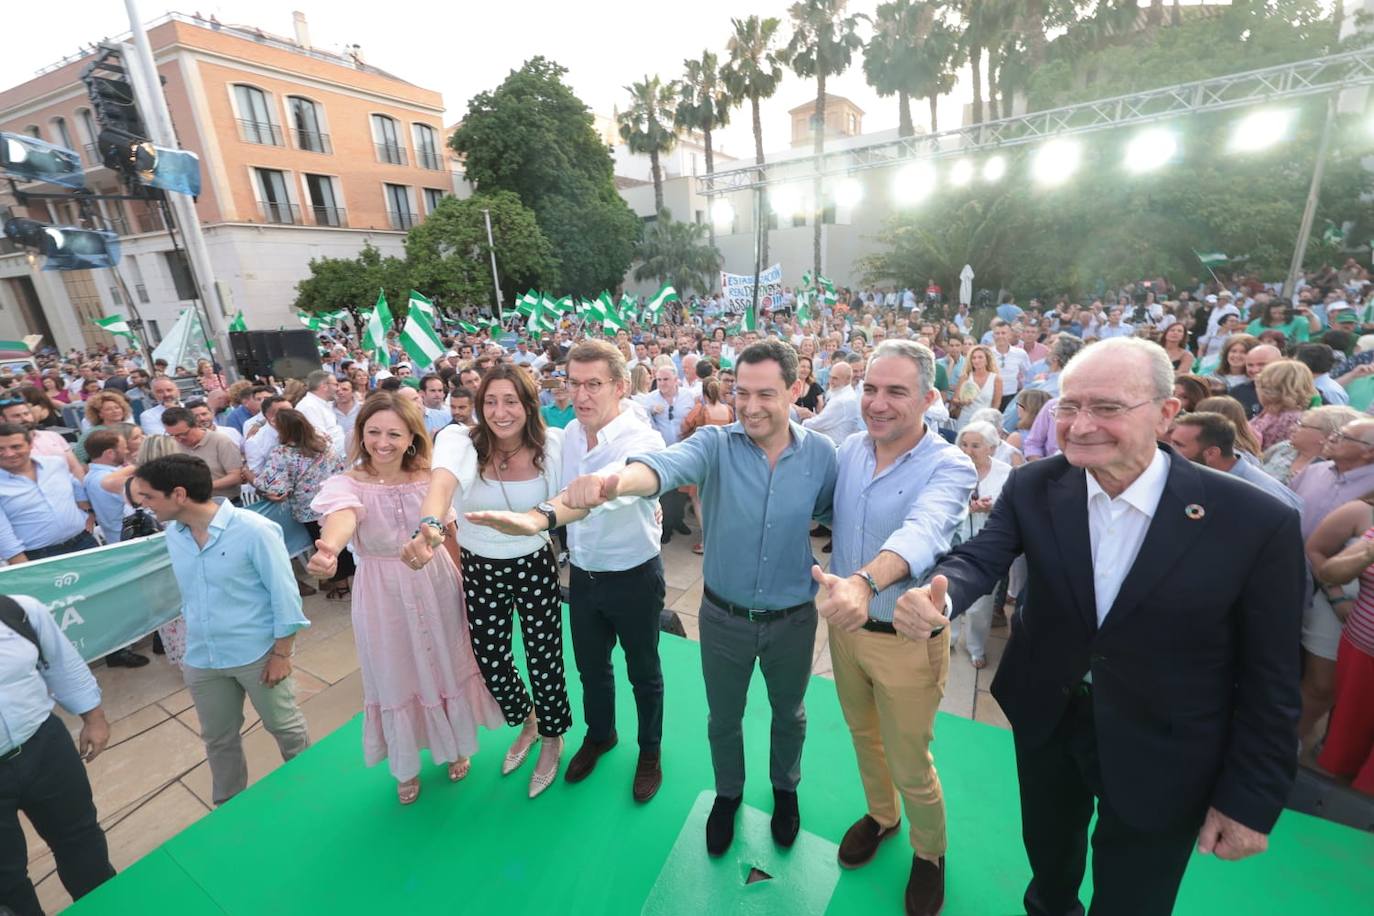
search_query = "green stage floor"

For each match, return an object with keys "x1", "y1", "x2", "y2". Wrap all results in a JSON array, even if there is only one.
[{"x1": 69, "y1": 632, "x2": 1374, "y2": 915}]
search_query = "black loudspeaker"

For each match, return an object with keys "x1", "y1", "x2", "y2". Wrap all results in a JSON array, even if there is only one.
[{"x1": 230, "y1": 330, "x2": 323, "y2": 381}]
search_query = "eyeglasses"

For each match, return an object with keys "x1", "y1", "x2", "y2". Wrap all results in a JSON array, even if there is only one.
[
  {"x1": 567, "y1": 378, "x2": 611, "y2": 394},
  {"x1": 1329, "y1": 431, "x2": 1373, "y2": 446},
  {"x1": 1052, "y1": 398, "x2": 1159, "y2": 422}
]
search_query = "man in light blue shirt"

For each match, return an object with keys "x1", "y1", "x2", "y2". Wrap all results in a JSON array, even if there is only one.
[
  {"x1": 133, "y1": 454, "x2": 311, "y2": 805},
  {"x1": 419, "y1": 374, "x2": 452, "y2": 435},
  {"x1": 560, "y1": 340, "x2": 838, "y2": 859},
  {"x1": 0, "y1": 423, "x2": 96, "y2": 564},
  {"x1": 81, "y1": 428, "x2": 132, "y2": 544},
  {"x1": 0, "y1": 593, "x2": 114, "y2": 911},
  {"x1": 811, "y1": 341, "x2": 977, "y2": 914}
]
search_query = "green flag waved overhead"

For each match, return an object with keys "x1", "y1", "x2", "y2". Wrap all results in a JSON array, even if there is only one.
[
  {"x1": 364, "y1": 290, "x2": 393, "y2": 366},
  {"x1": 92, "y1": 314, "x2": 135, "y2": 340},
  {"x1": 740, "y1": 304, "x2": 758, "y2": 334},
  {"x1": 550, "y1": 296, "x2": 574, "y2": 315},
  {"x1": 298, "y1": 312, "x2": 329, "y2": 331},
  {"x1": 1194, "y1": 250, "x2": 1228, "y2": 269},
  {"x1": 796, "y1": 290, "x2": 813, "y2": 324},
  {"x1": 516, "y1": 290, "x2": 540, "y2": 317},
  {"x1": 401, "y1": 312, "x2": 444, "y2": 370},
  {"x1": 408, "y1": 290, "x2": 438, "y2": 327},
  {"x1": 458, "y1": 320, "x2": 479, "y2": 334},
  {"x1": 528, "y1": 298, "x2": 557, "y2": 335},
  {"x1": 645, "y1": 283, "x2": 678, "y2": 319},
  {"x1": 229, "y1": 311, "x2": 247, "y2": 332}
]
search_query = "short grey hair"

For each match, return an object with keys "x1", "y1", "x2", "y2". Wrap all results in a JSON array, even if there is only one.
[
  {"x1": 1061, "y1": 337, "x2": 1173, "y2": 400},
  {"x1": 1051, "y1": 333, "x2": 1085, "y2": 370},
  {"x1": 967, "y1": 407, "x2": 1004, "y2": 429},
  {"x1": 958, "y1": 420, "x2": 1001, "y2": 449},
  {"x1": 869, "y1": 339, "x2": 936, "y2": 395},
  {"x1": 306, "y1": 369, "x2": 334, "y2": 392}
]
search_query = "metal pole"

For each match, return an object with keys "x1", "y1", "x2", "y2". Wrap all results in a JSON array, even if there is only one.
[
  {"x1": 481, "y1": 207, "x2": 503, "y2": 318},
  {"x1": 1282, "y1": 93, "x2": 1337, "y2": 302},
  {"x1": 119, "y1": 1, "x2": 233, "y2": 372},
  {"x1": 751, "y1": 188, "x2": 763, "y2": 322}
]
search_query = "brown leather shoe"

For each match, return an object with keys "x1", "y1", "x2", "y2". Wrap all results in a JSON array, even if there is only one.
[
  {"x1": 838, "y1": 814, "x2": 901, "y2": 869},
  {"x1": 632, "y1": 751, "x2": 662, "y2": 802},
  {"x1": 564, "y1": 733, "x2": 617, "y2": 784},
  {"x1": 905, "y1": 855, "x2": 945, "y2": 916}
]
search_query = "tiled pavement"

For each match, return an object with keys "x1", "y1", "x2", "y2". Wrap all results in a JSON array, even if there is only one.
[{"x1": 25, "y1": 528, "x2": 1010, "y2": 913}]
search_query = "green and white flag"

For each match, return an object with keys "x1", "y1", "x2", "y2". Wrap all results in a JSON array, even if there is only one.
[
  {"x1": 92, "y1": 314, "x2": 135, "y2": 340},
  {"x1": 516, "y1": 290, "x2": 540, "y2": 317},
  {"x1": 528, "y1": 298, "x2": 557, "y2": 335},
  {"x1": 818, "y1": 275, "x2": 837, "y2": 306},
  {"x1": 408, "y1": 290, "x2": 438, "y2": 327},
  {"x1": 550, "y1": 295, "x2": 574, "y2": 315},
  {"x1": 1322, "y1": 220, "x2": 1346, "y2": 246},
  {"x1": 229, "y1": 311, "x2": 247, "y2": 332},
  {"x1": 740, "y1": 304, "x2": 758, "y2": 333},
  {"x1": 1194, "y1": 250, "x2": 1228, "y2": 269},
  {"x1": 401, "y1": 312, "x2": 444, "y2": 370},
  {"x1": 458, "y1": 320, "x2": 479, "y2": 334},
  {"x1": 796, "y1": 290, "x2": 813, "y2": 323},
  {"x1": 363, "y1": 290, "x2": 393, "y2": 366},
  {"x1": 298, "y1": 312, "x2": 329, "y2": 331},
  {"x1": 645, "y1": 283, "x2": 678, "y2": 318},
  {"x1": 593, "y1": 291, "x2": 625, "y2": 336}
]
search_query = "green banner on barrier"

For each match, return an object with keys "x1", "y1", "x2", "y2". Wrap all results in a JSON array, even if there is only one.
[{"x1": 0, "y1": 535, "x2": 182, "y2": 661}]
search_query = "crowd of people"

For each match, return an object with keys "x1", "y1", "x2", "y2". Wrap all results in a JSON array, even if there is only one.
[{"x1": 4, "y1": 259, "x2": 1374, "y2": 916}]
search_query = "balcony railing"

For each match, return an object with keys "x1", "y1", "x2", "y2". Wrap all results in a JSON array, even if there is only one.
[
  {"x1": 258, "y1": 200, "x2": 301, "y2": 225},
  {"x1": 376, "y1": 142, "x2": 407, "y2": 166},
  {"x1": 388, "y1": 209, "x2": 417, "y2": 231},
  {"x1": 292, "y1": 128, "x2": 332, "y2": 154},
  {"x1": 238, "y1": 119, "x2": 284, "y2": 146},
  {"x1": 310, "y1": 205, "x2": 347, "y2": 228},
  {"x1": 415, "y1": 148, "x2": 443, "y2": 171}
]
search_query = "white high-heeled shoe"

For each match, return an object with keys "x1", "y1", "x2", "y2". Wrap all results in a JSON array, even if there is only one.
[
  {"x1": 502, "y1": 722, "x2": 539, "y2": 775},
  {"x1": 528, "y1": 736, "x2": 563, "y2": 799}
]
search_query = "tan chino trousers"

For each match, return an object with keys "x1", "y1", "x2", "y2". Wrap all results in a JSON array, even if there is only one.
[{"x1": 829, "y1": 623, "x2": 950, "y2": 858}]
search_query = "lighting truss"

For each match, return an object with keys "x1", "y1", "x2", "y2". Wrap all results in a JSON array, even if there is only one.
[{"x1": 698, "y1": 47, "x2": 1374, "y2": 196}]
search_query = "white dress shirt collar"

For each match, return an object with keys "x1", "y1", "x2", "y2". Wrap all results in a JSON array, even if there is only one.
[{"x1": 1085, "y1": 447, "x2": 1169, "y2": 516}]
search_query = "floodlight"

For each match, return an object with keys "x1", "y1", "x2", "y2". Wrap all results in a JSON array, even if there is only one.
[
  {"x1": 893, "y1": 162, "x2": 936, "y2": 204},
  {"x1": 710, "y1": 199, "x2": 735, "y2": 226},
  {"x1": 1031, "y1": 139, "x2": 1081, "y2": 186},
  {"x1": 1228, "y1": 109, "x2": 1294, "y2": 153},
  {"x1": 771, "y1": 185, "x2": 805, "y2": 217},
  {"x1": 982, "y1": 155, "x2": 1006, "y2": 182},
  {"x1": 1124, "y1": 128, "x2": 1178, "y2": 173},
  {"x1": 834, "y1": 177, "x2": 864, "y2": 208},
  {"x1": 948, "y1": 159, "x2": 974, "y2": 187},
  {"x1": 0, "y1": 132, "x2": 85, "y2": 190}
]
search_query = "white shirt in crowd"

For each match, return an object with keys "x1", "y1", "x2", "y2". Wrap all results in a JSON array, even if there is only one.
[
  {"x1": 644, "y1": 388, "x2": 698, "y2": 446},
  {"x1": 562, "y1": 406, "x2": 665, "y2": 573},
  {"x1": 243, "y1": 414, "x2": 279, "y2": 474},
  {"x1": 803, "y1": 384, "x2": 865, "y2": 445},
  {"x1": 992, "y1": 346, "x2": 1031, "y2": 395},
  {"x1": 1086, "y1": 448, "x2": 1168, "y2": 626},
  {"x1": 297, "y1": 391, "x2": 345, "y2": 455}
]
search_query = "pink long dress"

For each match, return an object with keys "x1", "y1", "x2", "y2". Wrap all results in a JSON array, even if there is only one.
[{"x1": 312, "y1": 475, "x2": 503, "y2": 781}]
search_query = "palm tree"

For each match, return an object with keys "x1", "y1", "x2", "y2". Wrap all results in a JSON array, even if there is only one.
[
  {"x1": 862, "y1": 0, "x2": 937, "y2": 138},
  {"x1": 618, "y1": 76, "x2": 679, "y2": 215},
  {"x1": 675, "y1": 51, "x2": 732, "y2": 250},
  {"x1": 784, "y1": 0, "x2": 865, "y2": 279},
  {"x1": 633, "y1": 209, "x2": 723, "y2": 296},
  {"x1": 723, "y1": 15, "x2": 786, "y2": 269},
  {"x1": 919, "y1": 19, "x2": 964, "y2": 131}
]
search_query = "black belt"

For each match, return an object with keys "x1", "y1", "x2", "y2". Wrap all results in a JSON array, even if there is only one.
[
  {"x1": 0, "y1": 744, "x2": 20, "y2": 762},
  {"x1": 862, "y1": 619, "x2": 896, "y2": 634},
  {"x1": 570, "y1": 556, "x2": 660, "y2": 580},
  {"x1": 704, "y1": 586, "x2": 811, "y2": 622}
]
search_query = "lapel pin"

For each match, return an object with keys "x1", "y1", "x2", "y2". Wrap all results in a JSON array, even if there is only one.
[{"x1": 1184, "y1": 504, "x2": 1205, "y2": 520}]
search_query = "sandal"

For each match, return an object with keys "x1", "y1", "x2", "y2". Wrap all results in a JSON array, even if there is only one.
[
  {"x1": 528, "y1": 736, "x2": 563, "y2": 799},
  {"x1": 325, "y1": 584, "x2": 351, "y2": 601},
  {"x1": 502, "y1": 719, "x2": 539, "y2": 775},
  {"x1": 971, "y1": 655, "x2": 987, "y2": 670},
  {"x1": 692, "y1": 542, "x2": 703, "y2": 555},
  {"x1": 397, "y1": 778, "x2": 421, "y2": 805},
  {"x1": 296, "y1": 580, "x2": 317, "y2": 597},
  {"x1": 447, "y1": 758, "x2": 471, "y2": 782}
]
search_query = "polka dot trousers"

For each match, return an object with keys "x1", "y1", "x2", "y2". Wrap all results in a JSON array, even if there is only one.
[{"x1": 460, "y1": 545, "x2": 571, "y2": 738}]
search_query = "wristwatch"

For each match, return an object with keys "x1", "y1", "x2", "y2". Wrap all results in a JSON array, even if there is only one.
[{"x1": 536, "y1": 501, "x2": 558, "y2": 532}]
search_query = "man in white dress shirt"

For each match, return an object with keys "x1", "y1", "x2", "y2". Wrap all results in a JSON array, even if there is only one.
[
  {"x1": 803, "y1": 361, "x2": 864, "y2": 445},
  {"x1": 644, "y1": 365, "x2": 697, "y2": 543},
  {"x1": 295, "y1": 370, "x2": 345, "y2": 455},
  {"x1": 138, "y1": 376, "x2": 182, "y2": 436}
]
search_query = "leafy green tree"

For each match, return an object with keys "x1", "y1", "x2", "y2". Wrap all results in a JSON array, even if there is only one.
[
  {"x1": 293, "y1": 242, "x2": 409, "y2": 330},
  {"x1": 784, "y1": 0, "x2": 865, "y2": 279},
  {"x1": 403, "y1": 192, "x2": 556, "y2": 317},
  {"x1": 619, "y1": 76, "x2": 680, "y2": 216},
  {"x1": 675, "y1": 51, "x2": 733, "y2": 249},
  {"x1": 724, "y1": 15, "x2": 786, "y2": 268},
  {"x1": 862, "y1": 0, "x2": 936, "y2": 138},
  {"x1": 450, "y1": 57, "x2": 639, "y2": 296},
  {"x1": 633, "y1": 210, "x2": 724, "y2": 296}
]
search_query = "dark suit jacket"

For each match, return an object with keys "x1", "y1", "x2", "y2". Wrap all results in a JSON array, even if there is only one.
[{"x1": 937, "y1": 445, "x2": 1304, "y2": 834}]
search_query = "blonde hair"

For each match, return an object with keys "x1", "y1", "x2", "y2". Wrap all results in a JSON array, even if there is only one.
[
  {"x1": 136, "y1": 434, "x2": 180, "y2": 465},
  {"x1": 1256, "y1": 360, "x2": 1316, "y2": 413},
  {"x1": 1195, "y1": 397, "x2": 1261, "y2": 456},
  {"x1": 83, "y1": 390, "x2": 131, "y2": 426}
]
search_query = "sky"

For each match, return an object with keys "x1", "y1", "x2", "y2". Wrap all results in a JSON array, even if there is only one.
[{"x1": 0, "y1": 1, "x2": 973, "y2": 159}]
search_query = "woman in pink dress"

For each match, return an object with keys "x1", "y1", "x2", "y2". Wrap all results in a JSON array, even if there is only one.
[{"x1": 307, "y1": 392, "x2": 502, "y2": 804}]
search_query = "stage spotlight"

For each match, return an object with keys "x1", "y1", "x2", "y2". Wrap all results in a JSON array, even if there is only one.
[
  {"x1": 893, "y1": 161, "x2": 936, "y2": 204},
  {"x1": 1228, "y1": 109, "x2": 1294, "y2": 153},
  {"x1": 771, "y1": 184, "x2": 805, "y2": 217},
  {"x1": 948, "y1": 159, "x2": 974, "y2": 187},
  {"x1": 1124, "y1": 128, "x2": 1178, "y2": 173},
  {"x1": 710, "y1": 199, "x2": 735, "y2": 226},
  {"x1": 1031, "y1": 139, "x2": 1080, "y2": 187},
  {"x1": 982, "y1": 155, "x2": 1007, "y2": 182},
  {"x1": 834, "y1": 177, "x2": 864, "y2": 208}
]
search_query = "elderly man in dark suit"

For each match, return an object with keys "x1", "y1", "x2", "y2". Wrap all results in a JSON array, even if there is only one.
[{"x1": 895, "y1": 336, "x2": 1305, "y2": 916}]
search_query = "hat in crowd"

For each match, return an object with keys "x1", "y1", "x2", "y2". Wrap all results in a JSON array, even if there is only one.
[
  {"x1": 1329, "y1": 304, "x2": 1357, "y2": 323},
  {"x1": 1205, "y1": 294, "x2": 1218, "y2": 303},
  {"x1": 374, "y1": 369, "x2": 394, "y2": 380}
]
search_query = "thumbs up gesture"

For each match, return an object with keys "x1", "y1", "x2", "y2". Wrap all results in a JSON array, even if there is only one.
[
  {"x1": 894, "y1": 575, "x2": 952, "y2": 641},
  {"x1": 811, "y1": 565, "x2": 871, "y2": 633}
]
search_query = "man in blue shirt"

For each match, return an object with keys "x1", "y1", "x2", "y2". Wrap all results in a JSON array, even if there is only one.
[
  {"x1": 564, "y1": 341, "x2": 838, "y2": 857},
  {"x1": 82, "y1": 428, "x2": 132, "y2": 544},
  {"x1": 0, "y1": 593, "x2": 114, "y2": 914},
  {"x1": 0, "y1": 423, "x2": 98, "y2": 564},
  {"x1": 132, "y1": 454, "x2": 311, "y2": 805},
  {"x1": 811, "y1": 341, "x2": 977, "y2": 916}
]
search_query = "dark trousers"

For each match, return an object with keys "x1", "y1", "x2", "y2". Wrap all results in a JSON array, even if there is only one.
[
  {"x1": 25, "y1": 530, "x2": 98, "y2": 561},
  {"x1": 1016, "y1": 690, "x2": 1202, "y2": 916},
  {"x1": 568, "y1": 557, "x2": 666, "y2": 752},
  {"x1": 659, "y1": 490, "x2": 688, "y2": 534},
  {"x1": 0, "y1": 716, "x2": 115, "y2": 916}
]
